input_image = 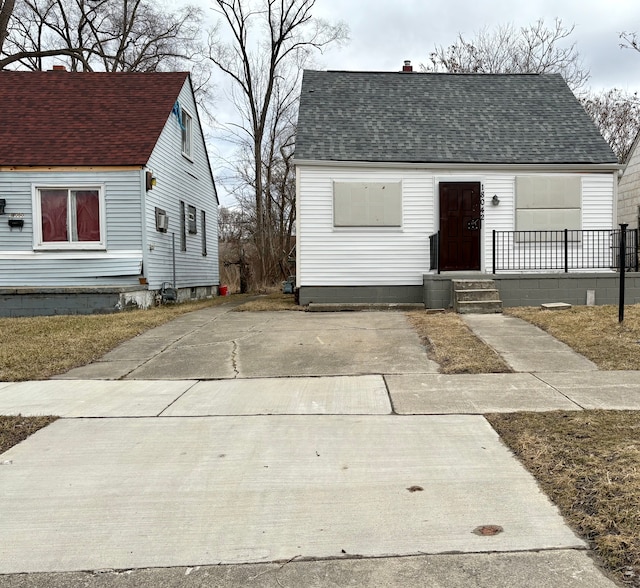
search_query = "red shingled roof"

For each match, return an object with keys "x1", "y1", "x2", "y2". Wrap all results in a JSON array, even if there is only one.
[{"x1": 0, "y1": 70, "x2": 189, "y2": 166}]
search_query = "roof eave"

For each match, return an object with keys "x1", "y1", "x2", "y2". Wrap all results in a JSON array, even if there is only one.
[{"x1": 292, "y1": 159, "x2": 622, "y2": 172}]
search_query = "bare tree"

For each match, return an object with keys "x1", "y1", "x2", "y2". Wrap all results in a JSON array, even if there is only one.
[
  {"x1": 582, "y1": 89, "x2": 640, "y2": 162},
  {"x1": 0, "y1": 0, "x2": 15, "y2": 56},
  {"x1": 1, "y1": 0, "x2": 206, "y2": 76},
  {"x1": 424, "y1": 19, "x2": 589, "y2": 92},
  {"x1": 208, "y1": 0, "x2": 347, "y2": 285},
  {"x1": 620, "y1": 31, "x2": 640, "y2": 54},
  {"x1": 218, "y1": 206, "x2": 253, "y2": 292}
]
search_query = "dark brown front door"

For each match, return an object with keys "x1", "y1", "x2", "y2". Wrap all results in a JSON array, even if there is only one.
[{"x1": 439, "y1": 182, "x2": 481, "y2": 271}]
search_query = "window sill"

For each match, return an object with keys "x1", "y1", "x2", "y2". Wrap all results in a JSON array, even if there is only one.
[{"x1": 34, "y1": 244, "x2": 107, "y2": 251}]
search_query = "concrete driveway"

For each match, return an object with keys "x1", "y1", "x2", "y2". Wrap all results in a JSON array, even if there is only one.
[{"x1": 58, "y1": 308, "x2": 440, "y2": 380}]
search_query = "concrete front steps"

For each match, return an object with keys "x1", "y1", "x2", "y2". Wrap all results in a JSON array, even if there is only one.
[{"x1": 452, "y1": 280, "x2": 503, "y2": 314}]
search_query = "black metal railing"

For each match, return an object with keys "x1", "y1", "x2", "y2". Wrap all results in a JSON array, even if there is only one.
[
  {"x1": 492, "y1": 229, "x2": 639, "y2": 273},
  {"x1": 429, "y1": 232, "x2": 439, "y2": 273}
]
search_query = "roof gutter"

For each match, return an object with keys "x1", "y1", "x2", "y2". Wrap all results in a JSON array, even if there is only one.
[{"x1": 292, "y1": 159, "x2": 622, "y2": 173}]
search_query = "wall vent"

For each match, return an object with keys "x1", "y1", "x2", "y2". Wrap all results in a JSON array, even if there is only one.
[{"x1": 155, "y1": 207, "x2": 168, "y2": 232}]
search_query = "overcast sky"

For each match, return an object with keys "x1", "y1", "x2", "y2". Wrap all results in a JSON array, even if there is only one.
[
  {"x1": 310, "y1": 0, "x2": 640, "y2": 91},
  {"x1": 207, "y1": 0, "x2": 640, "y2": 205}
]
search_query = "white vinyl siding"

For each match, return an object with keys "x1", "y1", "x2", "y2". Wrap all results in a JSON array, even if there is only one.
[
  {"x1": 297, "y1": 166, "x2": 616, "y2": 285},
  {"x1": 298, "y1": 167, "x2": 432, "y2": 286},
  {"x1": 481, "y1": 175, "x2": 515, "y2": 275},
  {"x1": 582, "y1": 174, "x2": 615, "y2": 230}
]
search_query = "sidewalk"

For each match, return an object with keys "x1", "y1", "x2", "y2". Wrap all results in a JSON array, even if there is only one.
[{"x1": 0, "y1": 308, "x2": 627, "y2": 587}]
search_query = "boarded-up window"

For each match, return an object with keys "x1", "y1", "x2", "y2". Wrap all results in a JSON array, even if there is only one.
[
  {"x1": 516, "y1": 176, "x2": 581, "y2": 232},
  {"x1": 333, "y1": 181, "x2": 402, "y2": 227}
]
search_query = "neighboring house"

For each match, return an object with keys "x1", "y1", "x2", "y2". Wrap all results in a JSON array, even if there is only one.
[
  {"x1": 618, "y1": 130, "x2": 640, "y2": 230},
  {"x1": 0, "y1": 69, "x2": 219, "y2": 317},
  {"x1": 294, "y1": 67, "x2": 637, "y2": 308}
]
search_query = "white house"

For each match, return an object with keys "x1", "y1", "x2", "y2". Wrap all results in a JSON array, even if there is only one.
[
  {"x1": 0, "y1": 70, "x2": 219, "y2": 316},
  {"x1": 293, "y1": 67, "x2": 636, "y2": 308}
]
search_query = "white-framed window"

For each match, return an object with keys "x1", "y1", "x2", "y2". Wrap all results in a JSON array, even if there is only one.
[
  {"x1": 181, "y1": 108, "x2": 193, "y2": 159},
  {"x1": 187, "y1": 204, "x2": 197, "y2": 234},
  {"x1": 33, "y1": 185, "x2": 106, "y2": 250}
]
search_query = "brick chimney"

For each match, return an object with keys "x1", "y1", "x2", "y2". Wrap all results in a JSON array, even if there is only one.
[
  {"x1": 402, "y1": 60, "x2": 413, "y2": 72},
  {"x1": 51, "y1": 65, "x2": 67, "y2": 71}
]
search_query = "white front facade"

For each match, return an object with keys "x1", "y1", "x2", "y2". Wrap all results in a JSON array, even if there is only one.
[{"x1": 296, "y1": 164, "x2": 617, "y2": 287}]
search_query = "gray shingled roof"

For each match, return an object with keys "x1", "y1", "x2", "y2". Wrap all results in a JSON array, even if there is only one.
[{"x1": 294, "y1": 70, "x2": 617, "y2": 165}]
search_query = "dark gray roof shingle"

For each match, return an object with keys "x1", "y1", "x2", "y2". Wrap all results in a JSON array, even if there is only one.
[{"x1": 294, "y1": 71, "x2": 617, "y2": 165}]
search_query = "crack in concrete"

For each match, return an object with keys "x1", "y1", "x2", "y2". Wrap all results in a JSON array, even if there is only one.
[{"x1": 231, "y1": 340, "x2": 240, "y2": 378}]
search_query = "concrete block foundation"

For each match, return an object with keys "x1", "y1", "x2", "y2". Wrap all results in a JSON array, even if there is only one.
[
  {"x1": 424, "y1": 272, "x2": 640, "y2": 309},
  {"x1": 0, "y1": 285, "x2": 217, "y2": 317},
  {"x1": 298, "y1": 272, "x2": 640, "y2": 309}
]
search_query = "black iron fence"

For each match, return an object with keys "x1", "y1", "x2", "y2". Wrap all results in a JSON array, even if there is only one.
[{"x1": 492, "y1": 229, "x2": 639, "y2": 273}]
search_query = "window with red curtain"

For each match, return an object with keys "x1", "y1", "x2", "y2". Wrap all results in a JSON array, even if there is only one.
[
  {"x1": 40, "y1": 190, "x2": 68, "y2": 242},
  {"x1": 73, "y1": 191, "x2": 100, "y2": 241},
  {"x1": 39, "y1": 188, "x2": 102, "y2": 245}
]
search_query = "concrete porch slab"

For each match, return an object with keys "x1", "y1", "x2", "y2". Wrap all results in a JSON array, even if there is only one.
[
  {"x1": 161, "y1": 376, "x2": 391, "y2": 416},
  {"x1": 0, "y1": 415, "x2": 583, "y2": 574},
  {"x1": 0, "y1": 380, "x2": 195, "y2": 417},
  {"x1": 386, "y1": 373, "x2": 581, "y2": 414}
]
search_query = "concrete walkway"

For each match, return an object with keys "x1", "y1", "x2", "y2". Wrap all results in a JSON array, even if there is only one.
[
  {"x1": 461, "y1": 313, "x2": 598, "y2": 372},
  {"x1": 0, "y1": 306, "x2": 627, "y2": 587}
]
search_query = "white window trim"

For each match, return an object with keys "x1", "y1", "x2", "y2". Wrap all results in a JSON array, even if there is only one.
[
  {"x1": 181, "y1": 107, "x2": 193, "y2": 161},
  {"x1": 32, "y1": 184, "x2": 107, "y2": 251}
]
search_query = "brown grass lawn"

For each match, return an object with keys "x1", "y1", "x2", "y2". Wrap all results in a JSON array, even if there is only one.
[
  {"x1": 232, "y1": 292, "x2": 303, "y2": 312},
  {"x1": 407, "y1": 310, "x2": 511, "y2": 373},
  {"x1": 488, "y1": 411, "x2": 640, "y2": 587},
  {"x1": 506, "y1": 304, "x2": 640, "y2": 370},
  {"x1": 0, "y1": 415, "x2": 58, "y2": 455}
]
